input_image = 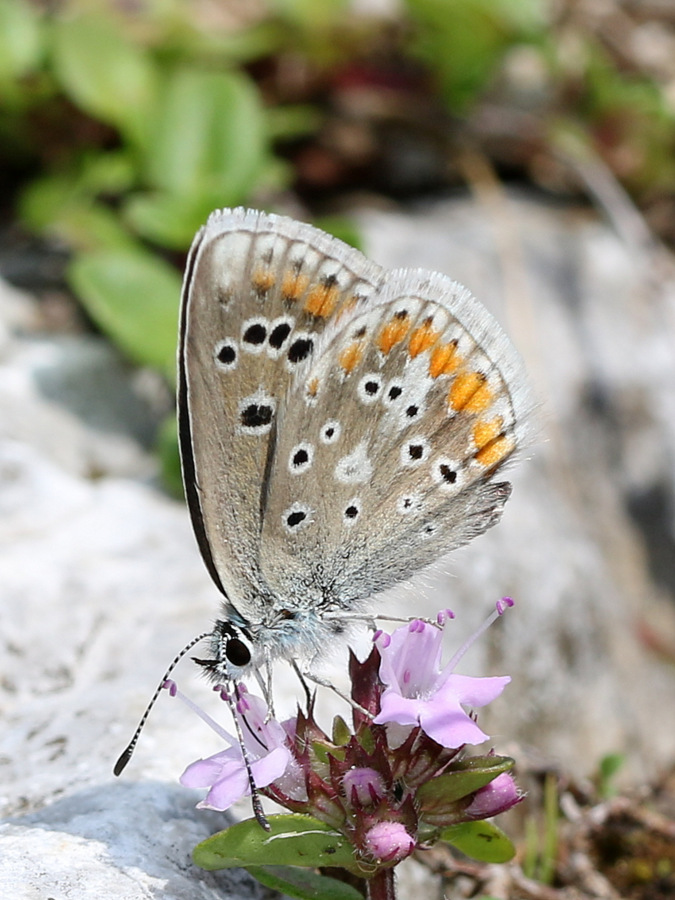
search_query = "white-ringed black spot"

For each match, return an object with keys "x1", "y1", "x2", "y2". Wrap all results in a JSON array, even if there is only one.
[
  {"x1": 288, "y1": 334, "x2": 314, "y2": 364},
  {"x1": 440, "y1": 464, "x2": 456, "y2": 483},
  {"x1": 432, "y1": 457, "x2": 463, "y2": 490},
  {"x1": 343, "y1": 497, "x2": 361, "y2": 525},
  {"x1": 238, "y1": 391, "x2": 276, "y2": 435},
  {"x1": 269, "y1": 320, "x2": 293, "y2": 350},
  {"x1": 384, "y1": 382, "x2": 404, "y2": 405},
  {"x1": 357, "y1": 373, "x2": 383, "y2": 405},
  {"x1": 396, "y1": 493, "x2": 423, "y2": 515},
  {"x1": 214, "y1": 338, "x2": 237, "y2": 371},
  {"x1": 421, "y1": 522, "x2": 438, "y2": 538},
  {"x1": 400, "y1": 438, "x2": 430, "y2": 468},
  {"x1": 405, "y1": 404, "x2": 420, "y2": 419},
  {"x1": 289, "y1": 442, "x2": 314, "y2": 475},
  {"x1": 282, "y1": 502, "x2": 313, "y2": 533},
  {"x1": 320, "y1": 420, "x2": 341, "y2": 444},
  {"x1": 241, "y1": 318, "x2": 268, "y2": 354},
  {"x1": 243, "y1": 322, "x2": 267, "y2": 345}
]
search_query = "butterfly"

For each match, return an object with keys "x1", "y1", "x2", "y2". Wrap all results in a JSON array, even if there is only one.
[{"x1": 176, "y1": 207, "x2": 530, "y2": 688}]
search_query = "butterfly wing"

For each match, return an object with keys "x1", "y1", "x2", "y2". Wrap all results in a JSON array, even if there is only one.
[
  {"x1": 179, "y1": 208, "x2": 384, "y2": 612},
  {"x1": 259, "y1": 269, "x2": 530, "y2": 609}
]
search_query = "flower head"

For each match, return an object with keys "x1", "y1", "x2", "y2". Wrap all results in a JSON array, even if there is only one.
[
  {"x1": 373, "y1": 617, "x2": 510, "y2": 748},
  {"x1": 172, "y1": 602, "x2": 520, "y2": 878}
]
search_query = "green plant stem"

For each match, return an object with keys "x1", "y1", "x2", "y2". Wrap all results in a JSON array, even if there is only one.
[{"x1": 367, "y1": 868, "x2": 396, "y2": 900}]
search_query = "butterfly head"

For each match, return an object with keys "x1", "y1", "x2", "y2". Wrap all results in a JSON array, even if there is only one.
[{"x1": 193, "y1": 619, "x2": 257, "y2": 682}]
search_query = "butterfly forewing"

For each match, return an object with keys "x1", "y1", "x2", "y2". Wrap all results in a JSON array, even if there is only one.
[{"x1": 179, "y1": 208, "x2": 384, "y2": 608}]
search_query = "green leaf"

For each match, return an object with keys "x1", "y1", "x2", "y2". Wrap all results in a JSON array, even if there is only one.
[
  {"x1": 440, "y1": 819, "x2": 515, "y2": 863},
  {"x1": 20, "y1": 176, "x2": 137, "y2": 252},
  {"x1": 123, "y1": 190, "x2": 216, "y2": 250},
  {"x1": 406, "y1": 0, "x2": 542, "y2": 112},
  {"x1": 51, "y1": 13, "x2": 158, "y2": 146},
  {"x1": 417, "y1": 756, "x2": 514, "y2": 810},
  {"x1": 68, "y1": 248, "x2": 181, "y2": 378},
  {"x1": 247, "y1": 865, "x2": 363, "y2": 900},
  {"x1": 266, "y1": 104, "x2": 323, "y2": 140},
  {"x1": 0, "y1": 0, "x2": 43, "y2": 83},
  {"x1": 597, "y1": 752, "x2": 625, "y2": 799},
  {"x1": 331, "y1": 715, "x2": 351, "y2": 746},
  {"x1": 143, "y1": 67, "x2": 267, "y2": 206},
  {"x1": 193, "y1": 814, "x2": 358, "y2": 871}
]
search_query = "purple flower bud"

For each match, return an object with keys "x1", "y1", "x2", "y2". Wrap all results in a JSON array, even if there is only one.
[
  {"x1": 465, "y1": 773, "x2": 521, "y2": 819},
  {"x1": 342, "y1": 767, "x2": 387, "y2": 807},
  {"x1": 364, "y1": 821, "x2": 415, "y2": 863}
]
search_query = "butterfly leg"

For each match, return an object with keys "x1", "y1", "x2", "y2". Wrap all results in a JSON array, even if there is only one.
[
  {"x1": 254, "y1": 655, "x2": 276, "y2": 721},
  {"x1": 322, "y1": 611, "x2": 442, "y2": 629},
  {"x1": 297, "y1": 665, "x2": 372, "y2": 717}
]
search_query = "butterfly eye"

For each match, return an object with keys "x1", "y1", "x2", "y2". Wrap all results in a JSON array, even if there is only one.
[{"x1": 225, "y1": 637, "x2": 252, "y2": 668}]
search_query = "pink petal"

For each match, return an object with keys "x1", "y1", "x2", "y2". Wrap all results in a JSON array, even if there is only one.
[
  {"x1": 250, "y1": 746, "x2": 292, "y2": 788},
  {"x1": 419, "y1": 699, "x2": 490, "y2": 747},
  {"x1": 373, "y1": 690, "x2": 423, "y2": 727},
  {"x1": 200, "y1": 768, "x2": 250, "y2": 810},
  {"x1": 435, "y1": 674, "x2": 511, "y2": 709}
]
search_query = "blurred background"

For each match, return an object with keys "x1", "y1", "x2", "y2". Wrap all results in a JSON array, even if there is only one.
[{"x1": 1, "y1": 2, "x2": 675, "y2": 898}]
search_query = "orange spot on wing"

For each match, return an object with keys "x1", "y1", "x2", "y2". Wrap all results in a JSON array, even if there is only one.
[
  {"x1": 378, "y1": 312, "x2": 410, "y2": 354},
  {"x1": 473, "y1": 416, "x2": 504, "y2": 450},
  {"x1": 449, "y1": 372, "x2": 492, "y2": 413},
  {"x1": 306, "y1": 376, "x2": 320, "y2": 397},
  {"x1": 409, "y1": 318, "x2": 440, "y2": 357},
  {"x1": 305, "y1": 282, "x2": 340, "y2": 317},
  {"x1": 429, "y1": 341, "x2": 460, "y2": 377},
  {"x1": 475, "y1": 434, "x2": 513, "y2": 468},
  {"x1": 282, "y1": 271, "x2": 309, "y2": 302},
  {"x1": 338, "y1": 342, "x2": 364, "y2": 373},
  {"x1": 252, "y1": 270, "x2": 275, "y2": 295}
]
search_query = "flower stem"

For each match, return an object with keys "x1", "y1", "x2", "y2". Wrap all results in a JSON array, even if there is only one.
[{"x1": 367, "y1": 868, "x2": 396, "y2": 900}]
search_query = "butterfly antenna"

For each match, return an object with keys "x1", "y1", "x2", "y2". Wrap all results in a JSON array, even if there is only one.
[
  {"x1": 113, "y1": 632, "x2": 211, "y2": 777},
  {"x1": 219, "y1": 683, "x2": 270, "y2": 830}
]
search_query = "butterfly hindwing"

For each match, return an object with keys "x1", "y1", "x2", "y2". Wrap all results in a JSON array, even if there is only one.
[{"x1": 260, "y1": 269, "x2": 529, "y2": 607}]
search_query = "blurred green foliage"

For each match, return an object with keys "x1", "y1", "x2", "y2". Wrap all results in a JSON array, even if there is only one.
[{"x1": 1, "y1": 0, "x2": 674, "y2": 481}]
